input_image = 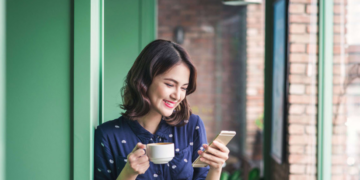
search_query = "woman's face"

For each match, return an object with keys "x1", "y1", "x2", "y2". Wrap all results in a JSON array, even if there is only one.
[{"x1": 148, "y1": 62, "x2": 190, "y2": 117}]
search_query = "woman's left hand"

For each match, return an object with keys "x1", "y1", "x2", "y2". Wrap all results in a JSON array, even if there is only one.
[{"x1": 197, "y1": 140, "x2": 229, "y2": 171}]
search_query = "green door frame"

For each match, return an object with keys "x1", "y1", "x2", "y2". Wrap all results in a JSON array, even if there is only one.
[
  {"x1": 317, "y1": 0, "x2": 333, "y2": 179},
  {"x1": 74, "y1": 0, "x2": 103, "y2": 179},
  {"x1": 0, "y1": 0, "x2": 5, "y2": 180},
  {"x1": 73, "y1": 0, "x2": 155, "y2": 179}
]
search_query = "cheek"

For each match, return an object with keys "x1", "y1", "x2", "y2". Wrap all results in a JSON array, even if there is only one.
[
  {"x1": 180, "y1": 93, "x2": 186, "y2": 101},
  {"x1": 155, "y1": 85, "x2": 170, "y2": 99}
]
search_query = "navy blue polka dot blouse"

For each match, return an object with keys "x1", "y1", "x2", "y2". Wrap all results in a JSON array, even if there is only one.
[{"x1": 94, "y1": 114, "x2": 210, "y2": 180}]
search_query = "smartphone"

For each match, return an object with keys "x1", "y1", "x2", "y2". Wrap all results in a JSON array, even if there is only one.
[{"x1": 192, "y1": 130, "x2": 236, "y2": 168}]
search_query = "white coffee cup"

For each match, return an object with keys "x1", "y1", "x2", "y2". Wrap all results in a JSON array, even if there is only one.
[{"x1": 145, "y1": 143, "x2": 174, "y2": 164}]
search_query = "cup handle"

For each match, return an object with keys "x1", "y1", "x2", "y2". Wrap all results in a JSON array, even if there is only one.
[{"x1": 143, "y1": 145, "x2": 147, "y2": 156}]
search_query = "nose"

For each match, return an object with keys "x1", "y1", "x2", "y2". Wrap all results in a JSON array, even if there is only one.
[{"x1": 170, "y1": 88, "x2": 181, "y2": 101}]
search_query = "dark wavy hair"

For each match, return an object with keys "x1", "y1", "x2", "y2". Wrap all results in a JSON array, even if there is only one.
[{"x1": 120, "y1": 39, "x2": 197, "y2": 126}]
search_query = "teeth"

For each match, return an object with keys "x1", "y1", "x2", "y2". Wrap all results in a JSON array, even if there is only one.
[{"x1": 164, "y1": 100, "x2": 171, "y2": 106}]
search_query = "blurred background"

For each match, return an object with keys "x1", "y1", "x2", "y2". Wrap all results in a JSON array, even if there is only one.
[{"x1": 1, "y1": 0, "x2": 360, "y2": 180}]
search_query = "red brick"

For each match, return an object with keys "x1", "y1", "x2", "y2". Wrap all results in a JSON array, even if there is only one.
[
  {"x1": 332, "y1": 55, "x2": 349, "y2": 64},
  {"x1": 305, "y1": 145, "x2": 317, "y2": 155},
  {"x1": 333, "y1": 125, "x2": 346, "y2": 134},
  {"x1": 348, "y1": 45, "x2": 360, "y2": 53},
  {"x1": 289, "y1": 115, "x2": 317, "y2": 124},
  {"x1": 305, "y1": 105, "x2": 317, "y2": 115},
  {"x1": 290, "y1": 0, "x2": 315, "y2": 3},
  {"x1": 289, "y1": 54, "x2": 317, "y2": 63},
  {"x1": 289, "y1": 4, "x2": 305, "y2": 13},
  {"x1": 290, "y1": 164, "x2": 306, "y2": 174},
  {"x1": 289, "y1": 145, "x2": 305, "y2": 154},
  {"x1": 290, "y1": 24, "x2": 306, "y2": 34},
  {"x1": 333, "y1": 0, "x2": 347, "y2": 4},
  {"x1": 289, "y1": 105, "x2": 305, "y2": 115},
  {"x1": 332, "y1": 135, "x2": 346, "y2": 145},
  {"x1": 289, "y1": 135, "x2": 316, "y2": 145},
  {"x1": 289, "y1": 154, "x2": 312, "y2": 164},
  {"x1": 291, "y1": 44, "x2": 306, "y2": 53},
  {"x1": 334, "y1": 15, "x2": 346, "y2": 24},
  {"x1": 332, "y1": 165, "x2": 343, "y2": 174},
  {"x1": 333, "y1": 25, "x2": 345, "y2": 34},
  {"x1": 332, "y1": 145, "x2": 345, "y2": 155},
  {"x1": 290, "y1": 14, "x2": 312, "y2": 23},
  {"x1": 289, "y1": 175, "x2": 316, "y2": 180},
  {"x1": 305, "y1": 125, "x2": 316, "y2": 134},
  {"x1": 333, "y1": 4, "x2": 345, "y2": 14},
  {"x1": 306, "y1": 85, "x2": 317, "y2": 95},
  {"x1": 306, "y1": 165, "x2": 317, "y2": 174},
  {"x1": 306, "y1": 44, "x2": 318, "y2": 54},
  {"x1": 289, "y1": 74, "x2": 317, "y2": 84},
  {"x1": 289, "y1": 95, "x2": 317, "y2": 104},
  {"x1": 290, "y1": 63, "x2": 307, "y2": 74},
  {"x1": 306, "y1": 63, "x2": 318, "y2": 76},
  {"x1": 289, "y1": 124, "x2": 305, "y2": 134},
  {"x1": 290, "y1": 84, "x2": 306, "y2": 94},
  {"x1": 307, "y1": 25, "x2": 318, "y2": 33},
  {"x1": 290, "y1": 34, "x2": 317, "y2": 43},
  {"x1": 332, "y1": 155, "x2": 347, "y2": 165},
  {"x1": 306, "y1": 5, "x2": 318, "y2": 14}
]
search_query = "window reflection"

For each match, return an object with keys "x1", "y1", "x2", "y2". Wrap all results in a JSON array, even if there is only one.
[
  {"x1": 332, "y1": 0, "x2": 360, "y2": 179},
  {"x1": 158, "y1": 0, "x2": 265, "y2": 178}
]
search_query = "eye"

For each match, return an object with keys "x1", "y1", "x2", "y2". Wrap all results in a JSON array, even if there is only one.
[
  {"x1": 165, "y1": 83, "x2": 174, "y2": 87},
  {"x1": 181, "y1": 87, "x2": 188, "y2": 91}
]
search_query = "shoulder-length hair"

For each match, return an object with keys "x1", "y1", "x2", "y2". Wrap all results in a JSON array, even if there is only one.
[{"x1": 120, "y1": 39, "x2": 197, "y2": 126}]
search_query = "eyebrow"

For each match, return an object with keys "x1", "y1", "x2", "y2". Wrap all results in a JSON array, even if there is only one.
[{"x1": 164, "y1": 78, "x2": 189, "y2": 86}]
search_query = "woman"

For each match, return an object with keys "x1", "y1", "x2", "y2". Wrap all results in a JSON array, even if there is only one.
[{"x1": 94, "y1": 40, "x2": 230, "y2": 180}]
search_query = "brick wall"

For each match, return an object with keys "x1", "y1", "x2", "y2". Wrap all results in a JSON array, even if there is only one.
[
  {"x1": 158, "y1": 0, "x2": 324, "y2": 179},
  {"x1": 158, "y1": 0, "x2": 265, "y2": 178},
  {"x1": 281, "y1": 0, "x2": 319, "y2": 180}
]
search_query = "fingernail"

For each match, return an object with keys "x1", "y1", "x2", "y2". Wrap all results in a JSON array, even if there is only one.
[
  {"x1": 213, "y1": 141, "x2": 218, "y2": 144},
  {"x1": 198, "y1": 150, "x2": 202, "y2": 154}
]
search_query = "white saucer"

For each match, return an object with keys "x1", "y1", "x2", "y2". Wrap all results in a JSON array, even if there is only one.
[{"x1": 150, "y1": 157, "x2": 174, "y2": 164}]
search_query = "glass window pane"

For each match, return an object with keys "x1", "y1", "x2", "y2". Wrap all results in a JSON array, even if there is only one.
[
  {"x1": 332, "y1": 0, "x2": 360, "y2": 179},
  {"x1": 158, "y1": 0, "x2": 265, "y2": 178}
]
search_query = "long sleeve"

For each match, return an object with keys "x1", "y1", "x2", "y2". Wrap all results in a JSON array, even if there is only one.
[
  {"x1": 192, "y1": 116, "x2": 210, "y2": 180},
  {"x1": 94, "y1": 127, "x2": 117, "y2": 180}
]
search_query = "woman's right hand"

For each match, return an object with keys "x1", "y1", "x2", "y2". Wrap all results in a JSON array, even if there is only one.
[{"x1": 118, "y1": 142, "x2": 150, "y2": 180}]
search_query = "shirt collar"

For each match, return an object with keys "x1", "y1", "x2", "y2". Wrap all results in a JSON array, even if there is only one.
[{"x1": 123, "y1": 116, "x2": 172, "y2": 143}]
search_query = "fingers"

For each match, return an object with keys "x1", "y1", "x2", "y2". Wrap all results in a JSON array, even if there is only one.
[
  {"x1": 133, "y1": 148, "x2": 146, "y2": 157},
  {"x1": 211, "y1": 141, "x2": 230, "y2": 153},
  {"x1": 203, "y1": 144, "x2": 229, "y2": 160},
  {"x1": 200, "y1": 150, "x2": 224, "y2": 163},
  {"x1": 199, "y1": 156, "x2": 224, "y2": 169},
  {"x1": 126, "y1": 143, "x2": 150, "y2": 175},
  {"x1": 197, "y1": 142, "x2": 230, "y2": 170},
  {"x1": 137, "y1": 155, "x2": 150, "y2": 164}
]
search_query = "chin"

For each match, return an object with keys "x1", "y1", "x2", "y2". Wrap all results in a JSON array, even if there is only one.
[{"x1": 159, "y1": 109, "x2": 174, "y2": 117}]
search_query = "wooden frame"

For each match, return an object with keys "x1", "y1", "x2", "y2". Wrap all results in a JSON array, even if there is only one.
[{"x1": 270, "y1": 0, "x2": 289, "y2": 164}]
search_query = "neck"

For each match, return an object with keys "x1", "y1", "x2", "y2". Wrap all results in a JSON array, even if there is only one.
[{"x1": 136, "y1": 109, "x2": 162, "y2": 134}]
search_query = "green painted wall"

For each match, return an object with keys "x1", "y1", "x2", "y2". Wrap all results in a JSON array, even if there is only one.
[
  {"x1": 104, "y1": 0, "x2": 156, "y2": 122},
  {"x1": 5, "y1": 0, "x2": 73, "y2": 180},
  {"x1": 3, "y1": 0, "x2": 155, "y2": 179}
]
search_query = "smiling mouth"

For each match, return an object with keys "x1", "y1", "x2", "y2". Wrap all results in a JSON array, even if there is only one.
[{"x1": 163, "y1": 100, "x2": 175, "y2": 108}]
